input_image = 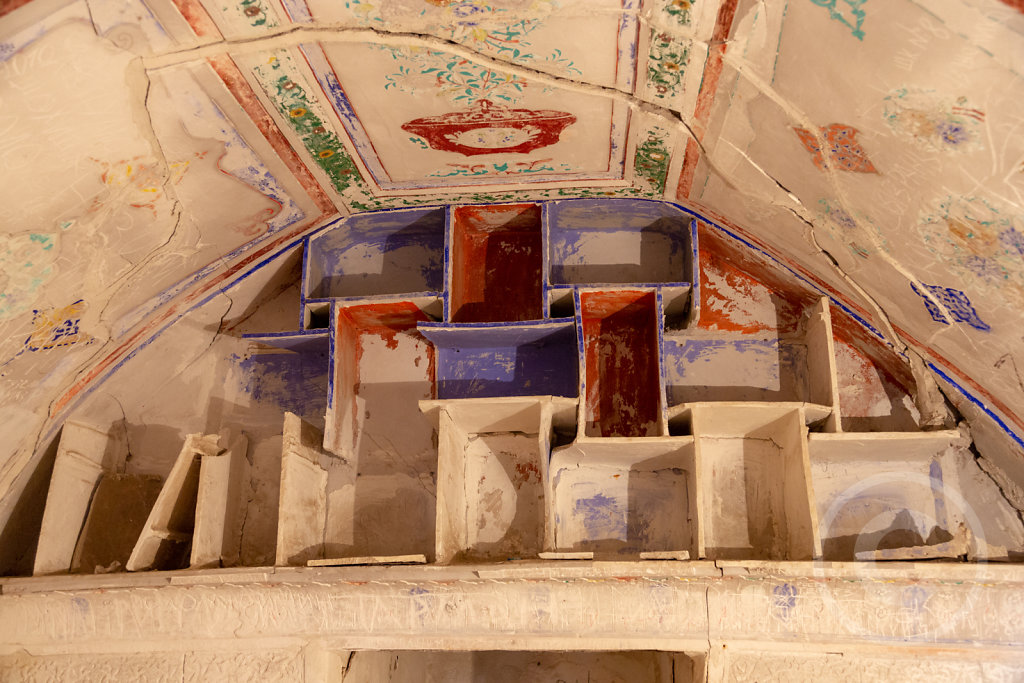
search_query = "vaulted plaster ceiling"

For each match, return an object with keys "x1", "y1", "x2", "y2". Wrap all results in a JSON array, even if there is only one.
[{"x1": 1, "y1": 0, "x2": 1024, "y2": 535}]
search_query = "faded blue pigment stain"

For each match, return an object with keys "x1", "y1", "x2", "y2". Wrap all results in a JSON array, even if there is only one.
[
  {"x1": 901, "y1": 585, "x2": 928, "y2": 613},
  {"x1": 772, "y1": 583, "x2": 798, "y2": 621},
  {"x1": 236, "y1": 349, "x2": 329, "y2": 425},
  {"x1": 574, "y1": 492, "x2": 624, "y2": 540},
  {"x1": 911, "y1": 282, "x2": 990, "y2": 331}
]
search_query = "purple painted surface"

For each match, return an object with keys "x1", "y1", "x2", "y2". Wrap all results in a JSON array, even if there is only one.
[
  {"x1": 237, "y1": 336, "x2": 330, "y2": 430},
  {"x1": 548, "y1": 199, "x2": 692, "y2": 286},
  {"x1": 306, "y1": 208, "x2": 445, "y2": 299},
  {"x1": 575, "y1": 492, "x2": 623, "y2": 540},
  {"x1": 420, "y1": 323, "x2": 577, "y2": 399}
]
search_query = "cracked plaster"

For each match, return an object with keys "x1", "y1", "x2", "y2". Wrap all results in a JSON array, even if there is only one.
[{"x1": 0, "y1": 0, "x2": 1023, "y2": 578}]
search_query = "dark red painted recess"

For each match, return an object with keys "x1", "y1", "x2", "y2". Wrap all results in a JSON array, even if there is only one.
[
  {"x1": 580, "y1": 290, "x2": 661, "y2": 438},
  {"x1": 450, "y1": 204, "x2": 544, "y2": 323}
]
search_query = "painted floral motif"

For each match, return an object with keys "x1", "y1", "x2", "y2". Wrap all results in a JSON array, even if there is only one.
[
  {"x1": 382, "y1": 48, "x2": 536, "y2": 105},
  {"x1": 808, "y1": 0, "x2": 867, "y2": 40},
  {"x1": 236, "y1": 0, "x2": 279, "y2": 28},
  {"x1": 911, "y1": 282, "x2": 990, "y2": 332},
  {"x1": 25, "y1": 300, "x2": 93, "y2": 351},
  {"x1": 793, "y1": 123, "x2": 877, "y2": 173},
  {"x1": 646, "y1": 30, "x2": 690, "y2": 101},
  {"x1": 917, "y1": 195, "x2": 1024, "y2": 306},
  {"x1": 251, "y1": 55, "x2": 365, "y2": 197},
  {"x1": 347, "y1": 0, "x2": 579, "y2": 74},
  {"x1": 882, "y1": 89, "x2": 984, "y2": 153},
  {"x1": 634, "y1": 128, "x2": 672, "y2": 194},
  {"x1": 817, "y1": 198, "x2": 886, "y2": 259},
  {"x1": 428, "y1": 159, "x2": 571, "y2": 177},
  {"x1": 664, "y1": 0, "x2": 694, "y2": 25}
]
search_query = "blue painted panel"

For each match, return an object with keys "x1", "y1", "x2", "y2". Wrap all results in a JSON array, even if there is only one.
[
  {"x1": 236, "y1": 336, "x2": 330, "y2": 430},
  {"x1": 547, "y1": 199, "x2": 692, "y2": 286},
  {"x1": 419, "y1": 322, "x2": 578, "y2": 399},
  {"x1": 306, "y1": 207, "x2": 445, "y2": 299}
]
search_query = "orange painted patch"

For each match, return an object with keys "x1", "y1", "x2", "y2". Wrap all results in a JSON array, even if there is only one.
[{"x1": 697, "y1": 224, "x2": 815, "y2": 335}]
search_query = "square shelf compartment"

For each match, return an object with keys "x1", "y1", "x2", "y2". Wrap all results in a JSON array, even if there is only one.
[
  {"x1": 429, "y1": 398, "x2": 564, "y2": 563},
  {"x1": 418, "y1": 320, "x2": 578, "y2": 400},
  {"x1": 807, "y1": 432, "x2": 966, "y2": 560},
  {"x1": 546, "y1": 199, "x2": 695, "y2": 311},
  {"x1": 663, "y1": 298, "x2": 838, "y2": 424},
  {"x1": 693, "y1": 404, "x2": 817, "y2": 560},
  {"x1": 578, "y1": 289, "x2": 664, "y2": 437},
  {"x1": 549, "y1": 439, "x2": 697, "y2": 558},
  {"x1": 449, "y1": 204, "x2": 544, "y2": 323},
  {"x1": 304, "y1": 207, "x2": 445, "y2": 300}
]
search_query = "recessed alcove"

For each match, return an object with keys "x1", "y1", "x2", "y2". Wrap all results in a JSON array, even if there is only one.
[{"x1": 449, "y1": 204, "x2": 544, "y2": 323}]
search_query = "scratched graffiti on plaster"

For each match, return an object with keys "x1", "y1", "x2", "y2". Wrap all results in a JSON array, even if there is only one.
[
  {"x1": 25, "y1": 300, "x2": 94, "y2": 351},
  {"x1": 910, "y1": 282, "x2": 990, "y2": 332},
  {"x1": 882, "y1": 89, "x2": 984, "y2": 153},
  {"x1": 917, "y1": 195, "x2": 1024, "y2": 306},
  {"x1": 793, "y1": 124, "x2": 877, "y2": 173},
  {"x1": 808, "y1": 0, "x2": 867, "y2": 40}
]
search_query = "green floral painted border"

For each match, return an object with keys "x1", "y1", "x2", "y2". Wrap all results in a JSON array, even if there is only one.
[
  {"x1": 664, "y1": 0, "x2": 695, "y2": 26},
  {"x1": 251, "y1": 54, "x2": 375, "y2": 207},
  {"x1": 646, "y1": 30, "x2": 690, "y2": 101},
  {"x1": 250, "y1": 52, "x2": 670, "y2": 212},
  {"x1": 634, "y1": 126, "x2": 672, "y2": 195}
]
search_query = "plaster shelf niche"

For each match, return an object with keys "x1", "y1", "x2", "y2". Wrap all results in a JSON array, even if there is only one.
[
  {"x1": 691, "y1": 403, "x2": 818, "y2": 561},
  {"x1": 577, "y1": 288, "x2": 666, "y2": 438},
  {"x1": 545, "y1": 199, "x2": 697, "y2": 320},
  {"x1": 126, "y1": 430, "x2": 248, "y2": 571},
  {"x1": 548, "y1": 437, "x2": 697, "y2": 559},
  {"x1": 807, "y1": 431, "x2": 970, "y2": 561},
  {"x1": 276, "y1": 412, "x2": 328, "y2": 567},
  {"x1": 418, "y1": 319, "x2": 578, "y2": 400},
  {"x1": 422, "y1": 396, "x2": 574, "y2": 563},
  {"x1": 448, "y1": 203, "x2": 544, "y2": 323},
  {"x1": 303, "y1": 207, "x2": 445, "y2": 301},
  {"x1": 663, "y1": 298, "x2": 840, "y2": 433},
  {"x1": 322, "y1": 301, "x2": 438, "y2": 560},
  {"x1": 33, "y1": 420, "x2": 131, "y2": 576}
]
